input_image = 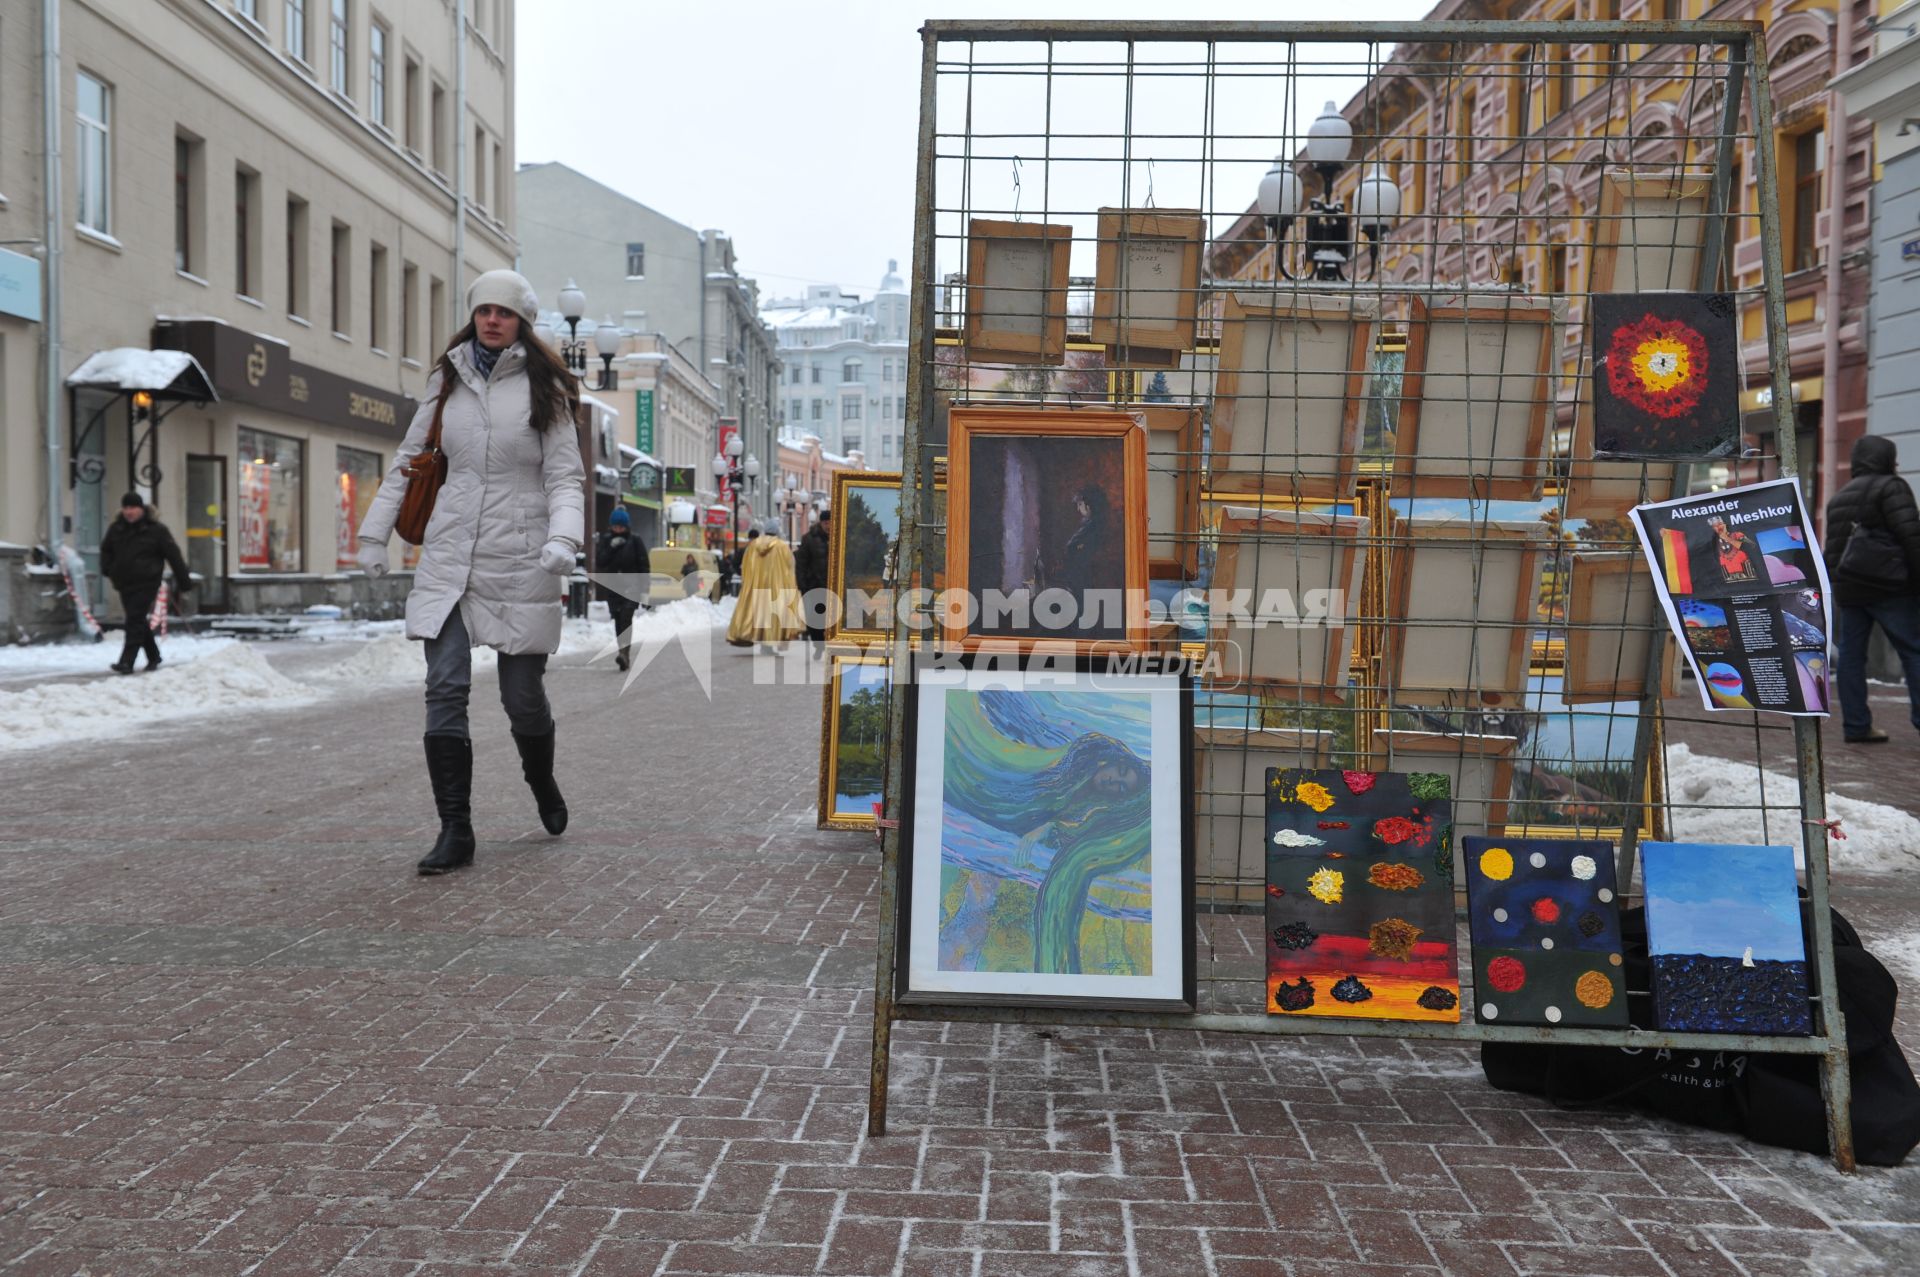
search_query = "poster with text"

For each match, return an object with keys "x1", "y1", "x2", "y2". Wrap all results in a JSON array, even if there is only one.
[{"x1": 1628, "y1": 477, "x2": 1831, "y2": 716}]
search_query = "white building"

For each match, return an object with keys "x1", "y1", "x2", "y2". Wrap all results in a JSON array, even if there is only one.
[{"x1": 761, "y1": 261, "x2": 908, "y2": 467}]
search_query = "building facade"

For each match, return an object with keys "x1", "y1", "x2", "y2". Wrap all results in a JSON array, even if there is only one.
[
  {"x1": 0, "y1": 0, "x2": 516, "y2": 632},
  {"x1": 1208, "y1": 0, "x2": 1877, "y2": 524},
  {"x1": 514, "y1": 162, "x2": 781, "y2": 526},
  {"x1": 772, "y1": 434, "x2": 864, "y2": 545},
  {"x1": 597, "y1": 331, "x2": 723, "y2": 546},
  {"x1": 762, "y1": 262, "x2": 910, "y2": 467}
]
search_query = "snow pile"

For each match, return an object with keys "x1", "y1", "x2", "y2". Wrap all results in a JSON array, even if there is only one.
[
  {"x1": 1875, "y1": 931, "x2": 1920, "y2": 982},
  {"x1": 557, "y1": 596, "x2": 733, "y2": 659},
  {"x1": 1664, "y1": 742, "x2": 1920, "y2": 874},
  {"x1": 0, "y1": 634, "x2": 238, "y2": 684},
  {"x1": 0, "y1": 644, "x2": 314, "y2": 751},
  {"x1": 312, "y1": 633, "x2": 496, "y2": 684}
]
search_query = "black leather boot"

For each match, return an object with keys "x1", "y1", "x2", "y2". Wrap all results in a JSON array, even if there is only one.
[
  {"x1": 418, "y1": 733, "x2": 476, "y2": 875},
  {"x1": 511, "y1": 728, "x2": 568, "y2": 835}
]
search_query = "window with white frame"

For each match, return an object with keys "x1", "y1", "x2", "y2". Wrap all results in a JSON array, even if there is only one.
[
  {"x1": 329, "y1": 0, "x2": 350, "y2": 98},
  {"x1": 285, "y1": 0, "x2": 307, "y2": 60},
  {"x1": 234, "y1": 0, "x2": 259, "y2": 24},
  {"x1": 76, "y1": 71, "x2": 111, "y2": 235},
  {"x1": 369, "y1": 22, "x2": 389, "y2": 126}
]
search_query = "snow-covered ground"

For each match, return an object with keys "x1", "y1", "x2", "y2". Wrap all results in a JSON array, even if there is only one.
[
  {"x1": 1665, "y1": 741, "x2": 1920, "y2": 874},
  {"x1": 0, "y1": 597, "x2": 733, "y2": 752}
]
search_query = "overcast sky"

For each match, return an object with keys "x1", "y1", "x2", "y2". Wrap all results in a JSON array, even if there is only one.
[{"x1": 517, "y1": 3, "x2": 1435, "y2": 303}]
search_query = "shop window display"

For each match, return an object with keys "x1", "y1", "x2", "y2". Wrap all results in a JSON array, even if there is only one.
[{"x1": 238, "y1": 427, "x2": 304, "y2": 572}]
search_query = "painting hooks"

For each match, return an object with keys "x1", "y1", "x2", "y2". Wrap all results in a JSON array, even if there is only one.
[{"x1": 1011, "y1": 156, "x2": 1024, "y2": 222}]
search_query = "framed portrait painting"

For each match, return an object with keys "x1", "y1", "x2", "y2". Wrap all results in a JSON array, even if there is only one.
[
  {"x1": 946, "y1": 405, "x2": 1150, "y2": 652},
  {"x1": 964, "y1": 218, "x2": 1073, "y2": 365},
  {"x1": 1091, "y1": 207, "x2": 1204, "y2": 358},
  {"x1": 817, "y1": 652, "x2": 890, "y2": 831},
  {"x1": 896, "y1": 660, "x2": 1195, "y2": 1010}
]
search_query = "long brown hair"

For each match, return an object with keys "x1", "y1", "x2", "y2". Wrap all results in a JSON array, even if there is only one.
[{"x1": 433, "y1": 320, "x2": 579, "y2": 433}]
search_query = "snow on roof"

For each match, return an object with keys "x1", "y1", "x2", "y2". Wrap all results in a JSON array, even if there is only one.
[
  {"x1": 618, "y1": 444, "x2": 664, "y2": 469},
  {"x1": 65, "y1": 349, "x2": 216, "y2": 399}
]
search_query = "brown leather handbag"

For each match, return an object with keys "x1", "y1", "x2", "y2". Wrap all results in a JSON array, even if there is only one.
[{"x1": 393, "y1": 388, "x2": 451, "y2": 545}]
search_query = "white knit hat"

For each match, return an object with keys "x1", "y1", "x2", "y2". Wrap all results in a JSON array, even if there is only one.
[{"x1": 466, "y1": 269, "x2": 540, "y2": 328}]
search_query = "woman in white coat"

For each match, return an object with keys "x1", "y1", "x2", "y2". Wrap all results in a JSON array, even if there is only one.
[{"x1": 356, "y1": 270, "x2": 586, "y2": 874}]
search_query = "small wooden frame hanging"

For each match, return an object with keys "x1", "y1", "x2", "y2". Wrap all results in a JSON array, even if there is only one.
[
  {"x1": 1396, "y1": 294, "x2": 1553, "y2": 501},
  {"x1": 1565, "y1": 551, "x2": 1678, "y2": 703},
  {"x1": 1091, "y1": 207, "x2": 1204, "y2": 358},
  {"x1": 964, "y1": 218, "x2": 1073, "y2": 365},
  {"x1": 1141, "y1": 403, "x2": 1202, "y2": 579},
  {"x1": 1385, "y1": 518, "x2": 1545, "y2": 707},
  {"x1": 1564, "y1": 405, "x2": 1678, "y2": 519},
  {"x1": 1206, "y1": 506, "x2": 1369, "y2": 700},
  {"x1": 1213, "y1": 290, "x2": 1374, "y2": 500},
  {"x1": 1589, "y1": 171, "x2": 1715, "y2": 294}
]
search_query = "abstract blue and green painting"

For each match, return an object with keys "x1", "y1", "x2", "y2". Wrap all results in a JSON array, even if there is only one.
[{"x1": 936, "y1": 687, "x2": 1155, "y2": 978}]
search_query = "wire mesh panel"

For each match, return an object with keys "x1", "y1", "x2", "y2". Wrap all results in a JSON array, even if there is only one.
[{"x1": 868, "y1": 19, "x2": 1853, "y2": 1170}]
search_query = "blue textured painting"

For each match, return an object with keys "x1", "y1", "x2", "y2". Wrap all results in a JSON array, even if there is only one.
[{"x1": 1641, "y1": 841, "x2": 1811, "y2": 1035}]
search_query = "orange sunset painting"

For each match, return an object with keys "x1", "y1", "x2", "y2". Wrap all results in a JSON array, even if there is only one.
[{"x1": 1264, "y1": 768, "x2": 1460, "y2": 1023}]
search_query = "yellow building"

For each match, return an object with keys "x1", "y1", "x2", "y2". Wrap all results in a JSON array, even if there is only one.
[{"x1": 1209, "y1": 0, "x2": 1876, "y2": 521}]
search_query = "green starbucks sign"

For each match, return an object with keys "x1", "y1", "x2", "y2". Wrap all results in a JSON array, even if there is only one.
[{"x1": 634, "y1": 389, "x2": 656, "y2": 454}]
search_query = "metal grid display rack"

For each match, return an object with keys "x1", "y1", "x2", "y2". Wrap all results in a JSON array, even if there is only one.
[{"x1": 861, "y1": 19, "x2": 1856, "y2": 1171}]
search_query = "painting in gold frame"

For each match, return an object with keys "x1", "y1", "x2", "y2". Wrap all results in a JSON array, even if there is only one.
[
  {"x1": 827, "y1": 470, "x2": 946, "y2": 643},
  {"x1": 1385, "y1": 518, "x2": 1545, "y2": 707},
  {"x1": 1395, "y1": 294, "x2": 1553, "y2": 501},
  {"x1": 1091, "y1": 207, "x2": 1204, "y2": 358},
  {"x1": 1206, "y1": 506, "x2": 1369, "y2": 701},
  {"x1": 964, "y1": 218, "x2": 1073, "y2": 365},
  {"x1": 1050, "y1": 400, "x2": 1201, "y2": 581},
  {"x1": 1213, "y1": 290, "x2": 1374, "y2": 500},
  {"x1": 1565, "y1": 551, "x2": 1678, "y2": 704},
  {"x1": 817, "y1": 651, "x2": 891, "y2": 831},
  {"x1": 1589, "y1": 171, "x2": 1714, "y2": 295},
  {"x1": 945, "y1": 405, "x2": 1150, "y2": 653}
]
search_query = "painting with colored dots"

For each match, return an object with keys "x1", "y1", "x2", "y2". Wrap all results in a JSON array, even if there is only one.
[
  {"x1": 1264, "y1": 768, "x2": 1459, "y2": 1023},
  {"x1": 1462, "y1": 836, "x2": 1628, "y2": 1029},
  {"x1": 1641, "y1": 841, "x2": 1811, "y2": 1036}
]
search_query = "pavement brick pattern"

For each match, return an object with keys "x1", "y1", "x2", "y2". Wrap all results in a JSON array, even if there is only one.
[{"x1": 1, "y1": 635, "x2": 1917, "y2": 1276}]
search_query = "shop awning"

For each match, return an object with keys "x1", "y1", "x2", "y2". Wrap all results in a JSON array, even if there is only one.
[{"x1": 66, "y1": 349, "x2": 216, "y2": 402}]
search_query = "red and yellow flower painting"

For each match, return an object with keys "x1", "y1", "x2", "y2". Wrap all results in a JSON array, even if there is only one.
[{"x1": 1590, "y1": 292, "x2": 1739, "y2": 459}]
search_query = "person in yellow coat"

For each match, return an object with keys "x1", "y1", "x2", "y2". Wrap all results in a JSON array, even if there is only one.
[{"x1": 726, "y1": 526, "x2": 804, "y2": 649}]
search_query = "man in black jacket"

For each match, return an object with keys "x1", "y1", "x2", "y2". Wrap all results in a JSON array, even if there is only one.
[
  {"x1": 1822, "y1": 435, "x2": 1920, "y2": 742},
  {"x1": 793, "y1": 509, "x2": 831, "y2": 651},
  {"x1": 99, "y1": 492, "x2": 192, "y2": 675},
  {"x1": 593, "y1": 507, "x2": 650, "y2": 672}
]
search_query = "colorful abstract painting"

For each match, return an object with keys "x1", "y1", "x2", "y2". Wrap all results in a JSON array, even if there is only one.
[
  {"x1": 1642, "y1": 841, "x2": 1812, "y2": 1036},
  {"x1": 1265, "y1": 768, "x2": 1459, "y2": 1022},
  {"x1": 1463, "y1": 836, "x2": 1628, "y2": 1027},
  {"x1": 904, "y1": 666, "x2": 1188, "y2": 1007},
  {"x1": 1591, "y1": 292, "x2": 1740, "y2": 460}
]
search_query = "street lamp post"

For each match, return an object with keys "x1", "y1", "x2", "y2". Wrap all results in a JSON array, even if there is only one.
[
  {"x1": 1257, "y1": 102, "x2": 1404, "y2": 283},
  {"x1": 711, "y1": 432, "x2": 760, "y2": 580},
  {"x1": 537, "y1": 279, "x2": 621, "y2": 390}
]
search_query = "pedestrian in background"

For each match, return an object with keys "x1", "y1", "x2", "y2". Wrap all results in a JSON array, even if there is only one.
[
  {"x1": 356, "y1": 269, "x2": 584, "y2": 875},
  {"x1": 594, "y1": 506, "x2": 650, "y2": 671},
  {"x1": 726, "y1": 526, "x2": 803, "y2": 650},
  {"x1": 679, "y1": 553, "x2": 701, "y2": 598},
  {"x1": 100, "y1": 491, "x2": 192, "y2": 675},
  {"x1": 1823, "y1": 434, "x2": 1920, "y2": 744},
  {"x1": 794, "y1": 508, "x2": 831, "y2": 651}
]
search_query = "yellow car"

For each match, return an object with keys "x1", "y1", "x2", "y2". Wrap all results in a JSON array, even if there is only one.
[{"x1": 648, "y1": 547, "x2": 722, "y2": 607}]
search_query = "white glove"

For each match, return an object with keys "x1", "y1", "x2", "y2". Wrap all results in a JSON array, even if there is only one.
[
  {"x1": 539, "y1": 539, "x2": 575, "y2": 576},
  {"x1": 356, "y1": 539, "x2": 389, "y2": 578}
]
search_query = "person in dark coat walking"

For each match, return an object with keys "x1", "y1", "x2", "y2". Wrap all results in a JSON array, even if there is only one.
[
  {"x1": 1822, "y1": 434, "x2": 1920, "y2": 743},
  {"x1": 99, "y1": 492, "x2": 192, "y2": 675},
  {"x1": 793, "y1": 509, "x2": 831, "y2": 649},
  {"x1": 593, "y1": 506, "x2": 651, "y2": 671}
]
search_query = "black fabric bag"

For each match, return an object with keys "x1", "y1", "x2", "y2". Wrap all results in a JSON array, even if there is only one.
[
  {"x1": 1837, "y1": 477, "x2": 1914, "y2": 592},
  {"x1": 1480, "y1": 904, "x2": 1920, "y2": 1166}
]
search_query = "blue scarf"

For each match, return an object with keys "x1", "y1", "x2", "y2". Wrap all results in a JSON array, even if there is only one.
[{"x1": 470, "y1": 337, "x2": 504, "y2": 382}]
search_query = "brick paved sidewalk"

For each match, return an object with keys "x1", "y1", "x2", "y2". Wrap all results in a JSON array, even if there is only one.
[{"x1": 1, "y1": 636, "x2": 1916, "y2": 1276}]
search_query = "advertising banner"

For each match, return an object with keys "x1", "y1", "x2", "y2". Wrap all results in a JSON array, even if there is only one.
[
  {"x1": 239, "y1": 461, "x2": 271, "y2": 569},
  {"x1": 1629, "y1": 477, "x2": 1832, "y2": 716},
  {"x1": 635, "y1": 389, "x2": 655, "y2": 454}
]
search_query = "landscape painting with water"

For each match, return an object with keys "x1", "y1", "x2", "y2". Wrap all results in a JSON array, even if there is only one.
[
  {"x1": 1642, "y1": 841, "x2": 1811, "y2": 1036},
  {"x1": 902, "y1": 667, "x2": 1189, "y2": 1008}
]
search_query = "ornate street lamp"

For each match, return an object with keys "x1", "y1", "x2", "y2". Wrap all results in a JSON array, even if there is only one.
[{"x1": 1258, "y1": 101, "x2": 1404, "y2": 283}]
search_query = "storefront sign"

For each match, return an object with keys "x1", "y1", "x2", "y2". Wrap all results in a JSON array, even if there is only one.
[
  {"x1": 0, "y1": 248, "x2": 41, "y2": 323},
  {"x1": 664, "y1": 465, "x2": 696, "y2": 495},
  {"x1": 151, "y1": 318, "x2": 415, "y2": 439},
  {"x1": 717, "y1": 419, "x2": 739, "y2": 498},
  {"x1": 634, "y1": 389, "x2": 655, "y2": 454},
  {"x1": 238, "y1": 461, "x2": 272, "y2": 569}
]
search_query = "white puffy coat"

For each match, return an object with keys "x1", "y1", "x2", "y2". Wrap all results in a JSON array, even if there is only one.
[{"x1": 360, "y1": 342, "x2": 585, "y2": 655}]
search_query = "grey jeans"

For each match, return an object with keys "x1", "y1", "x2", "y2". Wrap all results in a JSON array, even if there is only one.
[{"x1": 423, "y1": 607, "x2": 553, "y2": 738}]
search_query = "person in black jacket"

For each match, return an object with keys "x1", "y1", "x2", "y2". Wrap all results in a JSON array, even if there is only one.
[
  {"x1": 592, "y1": 507, "x2": 650, "y2": 671},
  {"x1": 793, "y1": 509, "x2": 831, "y2": 650},
  {"x1": 1822, "y1": 435, "x2": 1920, "y2": 743},
  {"x1": 99, "y1": 492, "x2": 192, "y2": 675}
]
